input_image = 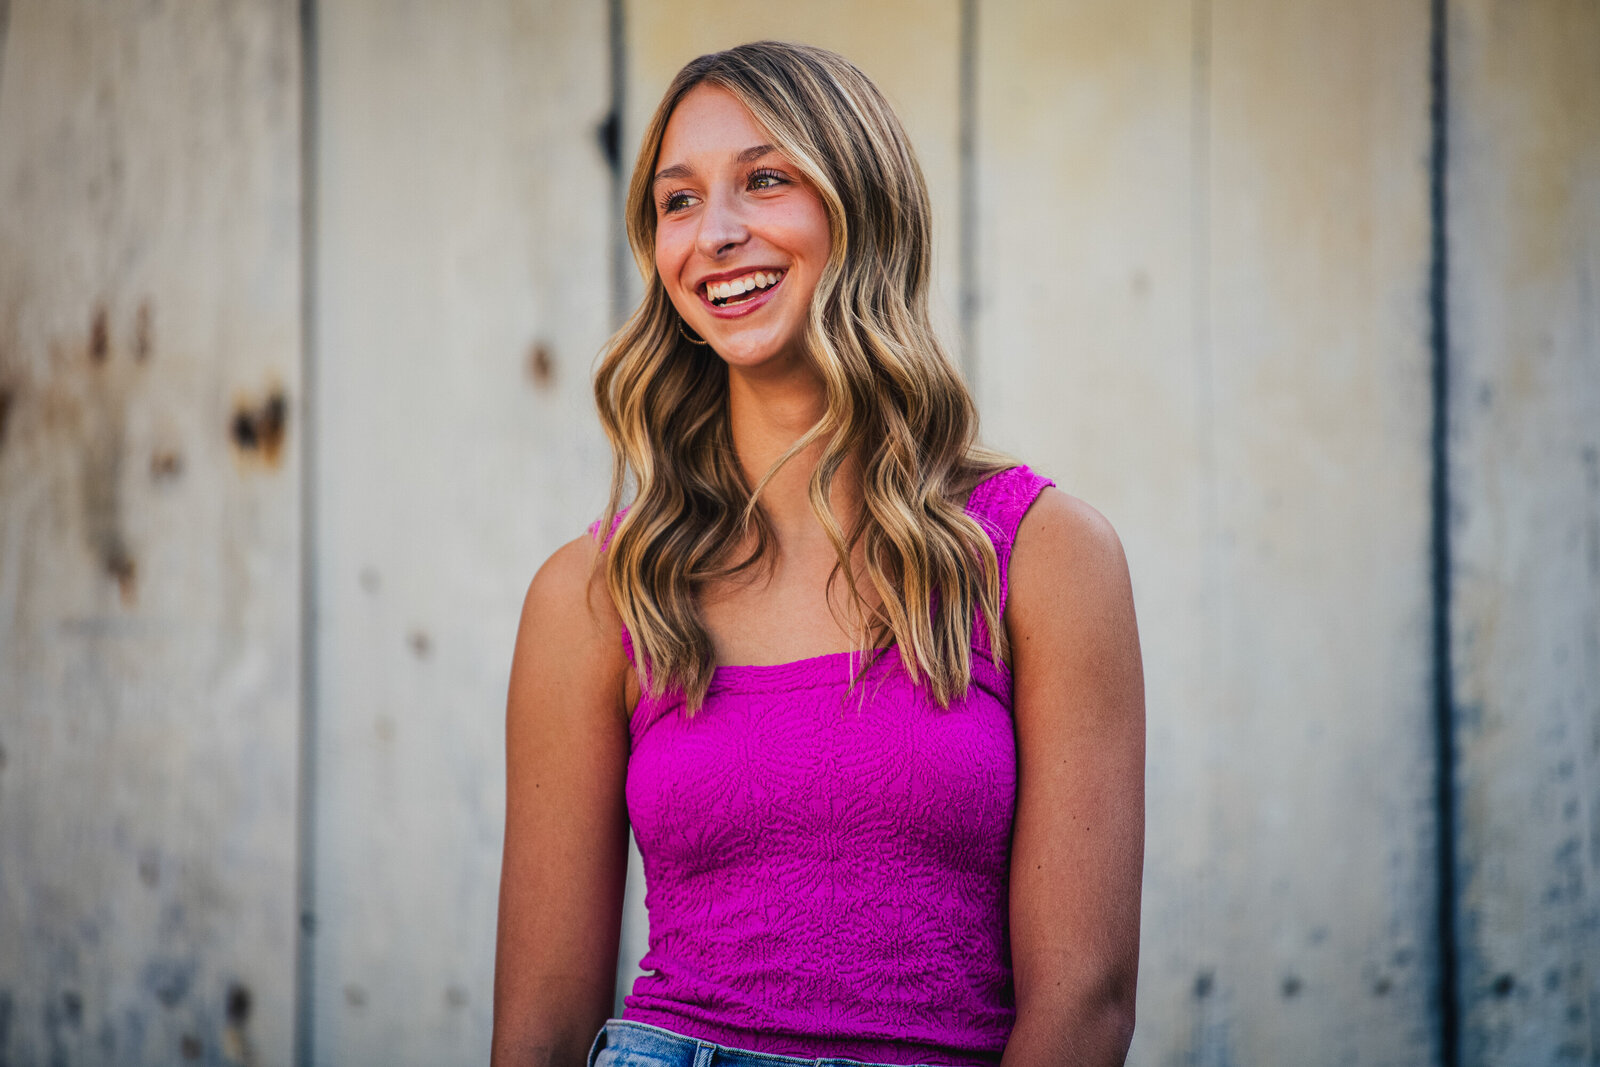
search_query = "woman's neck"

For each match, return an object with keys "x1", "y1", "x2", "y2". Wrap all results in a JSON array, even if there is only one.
[{"x1": 726, "y1": 363, "x2": 861, "y2": 547}]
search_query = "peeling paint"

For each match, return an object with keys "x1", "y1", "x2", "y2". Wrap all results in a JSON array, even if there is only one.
[
  {"x1": 133, "y1": 300, "x2": 152, "y2": 361},
  {"x1": 229, "y1": 388, "x2": 287, "y2": 465},
  {"x1": 143, "y1": 957, "x2": 195, "y2": 1009},
  {"x1": 137, "y1": 849, "x2": 159, "y2": 888},
  {"x1": 82, "y1": 414, "x2": 136, "y2": 605},
  {"x1": 150, "y1": 449, "x2": 183, "y2": 480},
  {"x1": 89, "y1": 304, "x2": 109, "y2": 363},
  {"x1": 225, "y1": 983, "x2": 250, "y2": 1026},
  {"x1": 527, "y1": 340, "x2": 554, "y2": 388}
]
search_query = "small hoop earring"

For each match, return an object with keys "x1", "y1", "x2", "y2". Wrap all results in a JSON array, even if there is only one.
[{"x1": 677, "y1": 318, "x2": 709, "y2": 347}]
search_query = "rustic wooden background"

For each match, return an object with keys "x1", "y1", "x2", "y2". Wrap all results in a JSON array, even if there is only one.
[{"x1": 0, "y1": 1, "x2": 1595, "y2": 1065}]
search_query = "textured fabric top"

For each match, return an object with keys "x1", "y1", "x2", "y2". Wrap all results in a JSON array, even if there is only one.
[{"x1": 609, "y1": 465, "x2": 1055, "y2": 1066}]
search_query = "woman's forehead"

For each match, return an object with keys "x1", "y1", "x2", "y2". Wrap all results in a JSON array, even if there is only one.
[{"x1": 657, "y1": 84, "x2": 773, "y2": 167}]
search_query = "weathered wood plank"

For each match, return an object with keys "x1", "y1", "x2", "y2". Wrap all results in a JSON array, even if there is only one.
[
  {"x1": 308, "y1": 1, "x2": 614, "y2": 1063},
  {"x1": 1197, "y1": 3, "x2": 1437, "y2": 1060},
  {"x1": 977, "y1": 2, "x2": 1439, "y2": 1063},
  {"x1": 0, "y1": 1, "x2": 302, "y2": 1064},
  {"x1": 618, "y1": 0, "x2": 965, "y2": 1006},
  {"x1": 1447, "y1": 2, "x2": 1600, "y2": 1062}
]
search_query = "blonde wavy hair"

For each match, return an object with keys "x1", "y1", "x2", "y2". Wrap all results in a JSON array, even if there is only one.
[{"x1": 594, "y1": 41, "x2": 1011, "y2": 712}]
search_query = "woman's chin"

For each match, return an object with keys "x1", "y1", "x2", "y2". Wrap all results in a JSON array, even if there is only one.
[{"x1": 705, "y1": 332, "x2": 806, "y2": 375}]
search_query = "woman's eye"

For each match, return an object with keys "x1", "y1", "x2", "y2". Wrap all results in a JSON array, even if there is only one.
[
  {"x1": 749, "y1": 169, "x2": 786, "y2": 191},
  {"x1": 660, "y1": 191, "x2": 695, "y2": 214}
]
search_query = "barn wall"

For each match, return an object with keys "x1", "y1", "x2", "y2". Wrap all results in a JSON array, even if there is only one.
[
  {"x1": 1447, "y1": 1, "x2": 1600, "y2": 1062},
  {"x1": 0, "y1": 1, "x2": 303, "y2": 1064},
  {"x1": 306, "y1": 2, "x2": 614, "y2": 1064},
  {"x1": 0, "y1": 2, "x2": 1595, "y2": 1065},
  {"x1": 975, "y1": 2, "x2": 1440, "y2": 1063}
]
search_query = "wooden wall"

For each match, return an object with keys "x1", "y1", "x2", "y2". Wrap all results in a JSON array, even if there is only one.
[
  {"x1": 308, "y1": 2, "x2": 614, "y2": 1064},
  {"x1": 0, "y1": 1, "x2": 1594, "y2": 1065},
  {"x1": 0, "y1": 2, "x2": 303, "y2": 1064},
  {"x1": 977, "y1": 1, "x2": 1443, "y2": 1062},
  {"x1": 1448, "y1": 1, "x2": 1600, "y2": 1062}
]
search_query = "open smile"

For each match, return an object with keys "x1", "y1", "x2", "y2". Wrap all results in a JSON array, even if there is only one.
[{"x1": 698, "y1": 269, "x2": 787, "y2": 314}]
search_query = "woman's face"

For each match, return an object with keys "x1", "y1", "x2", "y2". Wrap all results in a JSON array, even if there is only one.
[{"x1": 652, "y1": 84, "x2": 831, "y2": 375}]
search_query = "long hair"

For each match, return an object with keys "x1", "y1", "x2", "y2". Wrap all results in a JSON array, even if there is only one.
[{"x1": 593, "y1": 41, "x2": 1010, "y2": 712}]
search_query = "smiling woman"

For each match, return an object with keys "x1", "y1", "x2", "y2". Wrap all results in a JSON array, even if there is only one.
[
  {"x1": 492, "y1": 41, "x2": 1145, "y2": 1067},
  {"x1": 650, "y1": 86, "x2": 831, "y2": 373}
]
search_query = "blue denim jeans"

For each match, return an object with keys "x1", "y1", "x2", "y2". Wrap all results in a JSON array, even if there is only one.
[{"x1": 587, "y1": 1019, "x2": 935, "y2": 1067}]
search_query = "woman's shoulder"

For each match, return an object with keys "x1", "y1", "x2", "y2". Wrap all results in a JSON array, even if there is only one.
[
  {"x1": 523, "y1": 530, "x2": 602, "y2": 610},
  {"x1": 963, "y1": 462, "x2": 1114, "y2": 546},
  {"x1": 1007, "y1": 481, "x2": 1131, "y2": 622},
  {"x1": 516, "y1": 527, "x2": 625, "y2": 671}
]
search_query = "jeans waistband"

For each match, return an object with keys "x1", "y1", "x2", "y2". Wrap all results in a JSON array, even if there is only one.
[{"x1": 587, "y1": 1018, "x2": 936, "y2": 1067}]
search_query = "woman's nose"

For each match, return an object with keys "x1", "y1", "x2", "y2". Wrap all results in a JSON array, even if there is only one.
[{"x1": 696, "y1": 191, "x2": 748, "y2": 258}]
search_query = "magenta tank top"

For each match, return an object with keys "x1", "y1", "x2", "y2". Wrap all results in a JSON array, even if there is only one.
[{"x1": 610, "y1": 465, "x2": 1054, "y2": 1066}]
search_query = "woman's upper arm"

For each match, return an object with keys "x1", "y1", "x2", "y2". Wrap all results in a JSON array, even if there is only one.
[
  {"x1": 492, "y1": 533, "x2": 633, "y2": 1067},
  {"x1": 1003, "y1": 488, "x2": 1145, "y2": 1066}
]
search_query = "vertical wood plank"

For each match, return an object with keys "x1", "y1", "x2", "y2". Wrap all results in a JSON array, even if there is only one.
[
  {"x1": 973, "y1": 3, "x2": 1211, "y2": 1060},
  {"x1": 0, "y1": 2, "x2": 302, "y2": 1064},
  {"x1": 617, "y1": 0, "x2": 965, "y2": 1003},
  {"x1": 1202, "y1": 3, "x2": 1437, "y2": 1059},
  {"x1": 1447, "y1": 2, "x2": 1600, "y2": 1062},
  {"x1": 309, "y1": 2, "x2": 613, "y2": 1063},
  {"x1": 978, "y1": 2, "x2": 1439, "y2": 1063}
]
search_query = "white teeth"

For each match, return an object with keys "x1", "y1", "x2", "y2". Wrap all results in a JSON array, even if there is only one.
[{"x1": 707, "y1": 270, "x2": 784, "y2": 303}]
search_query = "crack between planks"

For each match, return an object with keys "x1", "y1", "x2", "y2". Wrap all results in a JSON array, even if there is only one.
[
  {"x1": 294, "y1": 0, "x2": 321, "y2": 1064},
  {"x1": 1428, "y1": 0, "x2": 1461, "y2": 1063},
  {"x1": 957, "y1": 0, "x2": 978, "y2": 395}
]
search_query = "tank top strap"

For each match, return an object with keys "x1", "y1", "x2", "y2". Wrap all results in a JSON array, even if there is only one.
[
  {"x1": 588, "y1": 509, "x2": 637, "y2": 668},
  {"x1": 965, "y1": 464, "x2": 1056, "y2": 655}
]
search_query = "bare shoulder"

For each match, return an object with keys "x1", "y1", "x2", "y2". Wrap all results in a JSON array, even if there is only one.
[
  {"x1": 521, "y1": 529, "x2": 609, "y2": 625},
  {"x1": 1010, "y1": 486, "x2": 1131, "y2": 603},
  {"x1": 1005, "y1": 486, "x2": 1142, "y2": 704},
  {"x1": 511, "y1": 529, "x2": 631, "y2": 719}
]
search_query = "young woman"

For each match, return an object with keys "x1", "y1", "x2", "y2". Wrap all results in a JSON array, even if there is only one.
[{"x1": 493, "y1": 42, "x2": 1144, "y2": 1067}]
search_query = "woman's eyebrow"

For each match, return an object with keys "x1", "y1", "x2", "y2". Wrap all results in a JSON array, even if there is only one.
[
  {"x1": 653, "y1": 144, "x2": 778, "y2": 187},
  {"x1": 653, "y1": 162, "x2": 693, "y2": 186}
]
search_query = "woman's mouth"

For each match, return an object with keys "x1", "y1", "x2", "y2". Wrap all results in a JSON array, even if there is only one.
[{"x1": 702, "y1": 269, "x2": 786, "y2": 308}]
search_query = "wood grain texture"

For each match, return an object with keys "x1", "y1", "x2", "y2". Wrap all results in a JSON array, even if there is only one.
[
  {"x1": 977, "y1": 2, "x2": 1439, "y2": 1063},
  {"x1": 0, "y1": 1, "x2": 302, "y2": 1064},
  {"x1": 1447, "y1": 1, "x2": 1600, "y2": 1062},
  {"x1": 309, "y1": 2, "x2": 613, "y2": 1063}
]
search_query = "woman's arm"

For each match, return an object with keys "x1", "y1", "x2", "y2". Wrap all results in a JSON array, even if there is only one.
[
  {"x1": 1001, "y1": 489, "x2": 1146, "y2": 1067},
  {"x1": 492, "y1": 533, "x2": 635, "y2": 1067}
]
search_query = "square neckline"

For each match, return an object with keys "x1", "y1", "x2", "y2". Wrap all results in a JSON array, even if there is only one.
[{"x1": 702, "y1": 465, "x2": 1021, "y2": 682}]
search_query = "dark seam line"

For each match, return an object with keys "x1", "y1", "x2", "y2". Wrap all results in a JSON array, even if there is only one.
[
  {"x1": 957, "y1": 0, "x2": 978, "y2": 391},
  {"x1": 1428, "y1": 0, "x2": 1460, "y2": 1063},
  {"x1": 0, "y1": 0, "x2": 12, "y2": 111},
  {"x1": 294, "y1": 0, "x2": 320, "y2": 1064},
  {"x1": 608, "y1": 0, "x2": 628, "y2": 327}
]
